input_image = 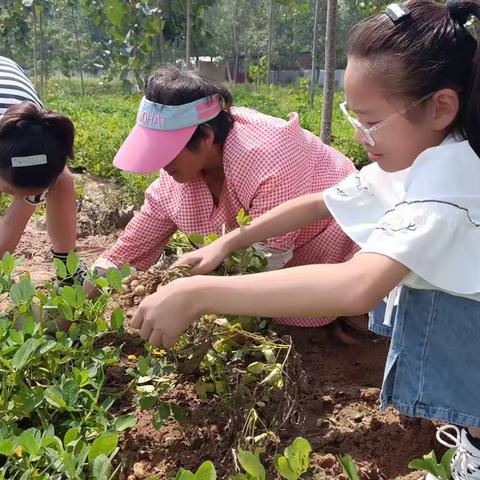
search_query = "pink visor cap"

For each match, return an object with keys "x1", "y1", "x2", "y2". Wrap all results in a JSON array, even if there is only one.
[{"x1": 113, "y1": 94, "x2": 222, "y2": 173}]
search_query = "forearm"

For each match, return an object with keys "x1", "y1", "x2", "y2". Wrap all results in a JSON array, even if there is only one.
[
  {"x1": 190, "y1": 260, "x2": 373, "y2": 319},
  {"x1": 0, "y1": 197, "x2": 35, "y2": 256},
  {"x1": 46, "y1": 167, "x2": 77, "y2": 252},
  {"x1": 223, "y1": 192, "x2": 329, "y2": 252}
]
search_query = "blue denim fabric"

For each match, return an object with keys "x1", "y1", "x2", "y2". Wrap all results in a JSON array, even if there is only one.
[
  {"x1": 369, "y1": 301, "x2": 394, "y2": 337},
  {"x1": 380, "y1": 286, "x2": 480, "y2": 428}
]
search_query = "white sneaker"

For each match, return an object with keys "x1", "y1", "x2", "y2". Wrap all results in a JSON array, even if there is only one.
[{"x1": 435, "y1": 425, "x2": 480, "y2": 480}]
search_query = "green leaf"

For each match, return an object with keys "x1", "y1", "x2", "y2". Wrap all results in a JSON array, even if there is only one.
[
  {"x1": 19, "y1": 431, "x2": 41, "y2": 456},
  {"x1": 64, "y1": 427, "x2": 81, "y2": 446},
  {"x1": 44, "y1": 385, "x2": 67, "y2": 409},
  {"x1": 19, "y1": 276, "x2": 34, "y2": 302},
  {"x1": 153, "y1": 403, "x2": 171, "y2": 429},
  {"x1": 236, "y1": 208, "x2": 252, "y2": 226},
  {"x1": 247, "y1": 362, "x2": 265, "y2": 374},
  {"x1": 273, "y1": 455, "x2": 297, "y2": 480},
  {"x1": 338, "y1": 455, "x2": 361, "y2": 480},
  {"x1": 95, "y1": 277, "x2": 109, "y2": 289},
  {"x1": 63, "y1": 379, "x2": 80, "y2": 406},
  {"x1": 0, "y1": 439, "x2": 14, "y2": 456},
  {"x1": 2, "y1": 252, "x2": 15, "y2": 276},
  {"x1": 10, "y1": 284, "x2": 23, "y2": 304},
  {"x1": 195, "y1": 461, "x2": 216, "y2": 480},
  {"x1": 120, "y1": 263, "x2": 131, "y2": 278},
  {"x1": 187, "y1": 232, "x2": 205, "y2": 247},
  {"x1": 54, "y1": 258, "x2": 67, "y2": 279},
  {"x1": 66, "y1": 252, "x2": 80, "y2": 277},
  {"x1": 139, "y1": 395, "x2": 157, "y2": 410},
  {"x1": 110, "y1": 308, "x2": 124, "y2": 331},
  {"x1": 75, "y1": 284, "x2": 86, "y2": 307},
  {"x1": 92, "y1": 454, "x2": 112, "y2": 479},
  {"x1": 284, "y1": 437, "x2": 311, "y2": 473},
  {"x1": 104, "y1": 0, "x2": 126, "y2": 27},
  {"x1": 12, "y1": 338, "x2": 40, "y2": 371},
  {"x1": 441, "y1": 448, "x2": 455, "y2": 477},
  {"x1": 408, "y1": 451, "x2": 449, "y2": 480},
  {"x1": 113, "y1": 415, "x2": 137, "y2": 432},
  {"x1": 88, "y1": 432, "x2": 119, "y2": 463},
  {"x1": 106, "y1": 268, "x2": 122, "y2": 291},
  {"x1": 262, "y1": 348, "x2": 276, "y2": 363},
  {"x1": 175, "y1": 468, "x2": 195, "y2": 480},
  {"x1": 170, "y1": 404, "x2": 187, "y2": 422},
  {"x1": 57, "y1": 302, "x2": 74, "y2": 321},
  {"x1": 237, "y1": 450, "x2": 266, "y2": 480},
  {"x1": 62, "y1": 286, "x2": 77, "y2": 307},
  {"x1": 260, "y1": 364, "x2": 283, "y2": 388}
]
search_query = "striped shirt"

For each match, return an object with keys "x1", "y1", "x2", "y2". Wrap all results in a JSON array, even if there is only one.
[
  {"x1": 0, "y1": 56, "x2": 42, "y2": 116},
  {"x1": 0, "y1": 56, "x2": 47, "y2": 204}
]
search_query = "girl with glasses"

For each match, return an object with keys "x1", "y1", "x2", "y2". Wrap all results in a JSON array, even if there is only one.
[{"x1": 131, "y1": 2, "x2": 480, "y2": 476}]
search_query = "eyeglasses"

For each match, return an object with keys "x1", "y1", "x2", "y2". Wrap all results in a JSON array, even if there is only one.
[{"x1": 339, "y1": 93, "x2": 434, "y2": 146}]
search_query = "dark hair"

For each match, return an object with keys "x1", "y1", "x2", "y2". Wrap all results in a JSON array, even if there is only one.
[
  {"x1": 347, "y1": 0, "x2": 480, "y2": 155},
  {"x1": 0, "y1": 102, "x2": 74, "y2": 189},
  {"x1": 144, "y1": 65, "x2": 234, "y2": 151}
]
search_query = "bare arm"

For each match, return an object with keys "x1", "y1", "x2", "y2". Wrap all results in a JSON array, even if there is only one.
[
  {"x1": 0, "y1": 196, "x2": 35, "y2": 256},
  {"x1": 46, "y1": 167, "x2": 77, "y2": 252},
  {"x1": 223, "y1": 192, "x2": 329, "y2": 251},
  {"x1": 177, "y1": 192, "x2": 330, "y2": 274},
  {"x1": 133, "y1": 252, "x2": 410, "y2": 347}
]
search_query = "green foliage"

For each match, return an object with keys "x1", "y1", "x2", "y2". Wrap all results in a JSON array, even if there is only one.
[
  {"x1": 248, "y1": 57, "x2": 269, "y2": 87},
  {"x1": 408, "y1": 449, "x2": 455, "y2": 480},
  {"x1": 0, "y1": 252, "x2": 135, "y2": 478},
  {"x1": 338, "y1": 455, "x2": 361, "y2": 480},
  {"x1": 273, "y1": 437, "x2": 312, "y2": 480},
  {"x1": 172, "y1": 437, "x2": 312, "y2": 480}
]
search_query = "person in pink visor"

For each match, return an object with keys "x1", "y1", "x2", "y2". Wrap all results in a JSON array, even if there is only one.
[{"x1": 95, "y1": 65, "x2": 362, "y2": 332}]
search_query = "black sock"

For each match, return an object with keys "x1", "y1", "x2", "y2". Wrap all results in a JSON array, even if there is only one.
[{"x1": 466, "y1": 431, "x2": 480, "y2": 451}]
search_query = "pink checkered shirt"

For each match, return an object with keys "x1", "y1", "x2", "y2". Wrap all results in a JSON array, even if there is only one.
[{"x1": 103, "y1": 107, "x2": 358, "y2": 326}]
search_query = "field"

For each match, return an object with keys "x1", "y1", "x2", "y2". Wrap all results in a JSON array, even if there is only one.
[{"x1": 0, "y1": 83, "x2": 443, "y2": 480}]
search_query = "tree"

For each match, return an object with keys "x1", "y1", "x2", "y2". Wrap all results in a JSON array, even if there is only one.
[
  {"x1": 266, "y1": 0, "x2": 274, "y2": 83},
  {"x1": 186, "y1": 0, "x2": 192, "y2": 68},
  {"x1": 309, "y1": 0, "x2": 320, "y2": 107},
  {"x1": 321, "y1": 0, "x2": 338, "y2": 144},
  {"x1": 81, "y1": 0, "x2": 164, "y2": 90}
]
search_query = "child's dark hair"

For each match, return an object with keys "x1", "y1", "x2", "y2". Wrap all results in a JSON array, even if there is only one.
[
  {"x1": 0, "y1": 102, "x2": 74, "y2": 189},
  {"x1": 347, "y1": 0, "x2": 480, "y2": 155},
  {"x1": 144, "y1": 65, "x2": 234, "y2": 151}
]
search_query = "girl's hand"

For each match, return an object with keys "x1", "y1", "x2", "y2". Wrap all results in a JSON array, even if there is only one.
[
  {"x1": 131, "y1": 278, "x2": 203, "y2": 347},
  {"x1": 175, "y1": 238, "x2": 231, "y2": 275}
]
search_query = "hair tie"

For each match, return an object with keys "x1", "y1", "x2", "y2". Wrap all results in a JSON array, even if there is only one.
[{"x1": 446, "y1": 0, "x2": 480, "y2": 25}]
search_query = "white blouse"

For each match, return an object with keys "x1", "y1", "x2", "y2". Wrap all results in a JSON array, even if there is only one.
[{"x1": 324, "y1": 136, "x2": 480, "y2": 323}]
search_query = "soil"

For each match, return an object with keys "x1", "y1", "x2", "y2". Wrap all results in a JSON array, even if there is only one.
[{"x1": 11, "y1": 176, "x2": 438, "y2": 480}]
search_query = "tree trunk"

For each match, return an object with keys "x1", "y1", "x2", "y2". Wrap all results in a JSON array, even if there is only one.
[
  {"x1": 33, "y1": 7, "x2": 37, "y2": 88},
  {"x1": 266, "y1": 0, "x2": 274, "y2": 84},
  {"x1": 71, "y1": 4, "x2": 85, "y2": 95},
  {"x1": 225, "y1": 62, "x2": 232, "y2": 82},
  {"x1": 320, "y1": 0, "x2": 338, "y2": 145},
  {"x1": 159, "y1": 30, "x2": 166, "y2": 63},
  {"x1": 39, "y1": 7, "x2": 45, "y2": 97},
  {"x1": 186, "y1": 0, "x2": 192, "y2": 69},
  {"x1": 158, "y1": 0, "x2": 166, "y2": 63},
  {"x1": 309, "y1": 0, "x2": 320, "y2": 108},
  {"x1": 232, "y1": 0, "x2": 239, "y2": 82}
]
